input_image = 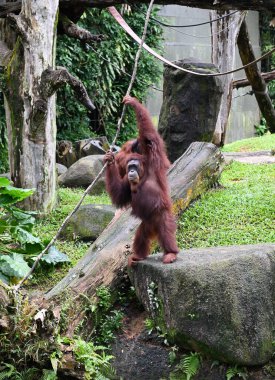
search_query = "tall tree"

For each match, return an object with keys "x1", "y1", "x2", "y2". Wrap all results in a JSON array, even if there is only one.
[{"x1": 0, "y1": 0, "x2": 94, "y2": 213}]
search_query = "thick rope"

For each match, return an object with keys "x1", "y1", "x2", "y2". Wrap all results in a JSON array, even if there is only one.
[
  {"x1": 108, "y1": 6, "x2": 275, "y2": 78},
  {"x1": 13, "y1": 0, "x2": 155, "y2": 291}
]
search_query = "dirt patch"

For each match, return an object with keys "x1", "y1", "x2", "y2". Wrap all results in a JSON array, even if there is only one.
[
  {"x1": 111, "y1": 300, "x2": 275, "y2": 380},
  {"x1": 111, "y1": 302, "x2": 172, "y2": 380}
]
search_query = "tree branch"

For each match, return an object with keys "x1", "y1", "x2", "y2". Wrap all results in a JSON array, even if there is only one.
[
  {"x1": 233, "y1": 71, "x2": 275, "y2": 89},
  {"x1": 59, "y1": 0, "x2": 275, "y2": 11},
  {"x1": 237, "y1": 20, "x2": 275, "y2": 133},
  {"x1": 41, "y1": 67, "x2": 95, "y2": 111},
  {"x1": 59, "y1": 14, "x2": 105, "y2": 43}
]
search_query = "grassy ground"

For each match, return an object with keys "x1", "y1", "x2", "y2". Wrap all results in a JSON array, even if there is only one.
[
  {"x1": 31, "y1": 135, "x2": 275, "y2": 290},
  {"x1": 177, "y1": 161, "x2": 275, "y2": 249},
  {"x1": 222, "y1": 133, "x2": 275, "y2": 152}
]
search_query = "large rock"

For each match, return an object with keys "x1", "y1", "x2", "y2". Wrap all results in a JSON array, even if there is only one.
[
  {"x1": 58, "y1": 155, "x2": 105, "y2": 194},
  {"x1": 158, "y1": 58, "x2": 223, "y2": 162},
  {"x1": 62, "y1": 204, "x2": 115, "y2": 241},
  {"x1": 56, "y1": 163, "x2": 67, "y2": 176},
  {"x1": 129, "y1": 244, "x2": 275, "y2": 366}
]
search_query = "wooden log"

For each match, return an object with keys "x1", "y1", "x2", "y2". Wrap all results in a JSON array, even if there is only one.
[
  {"x1": 46, "y1": 142, "x2": 224, "y2": 300},
  {"x1": 237, "y1": 20, "x2": 275, "y2": 133},
  {"x1": 233, "y1": 71, "x2": 275, "y2": 89}
]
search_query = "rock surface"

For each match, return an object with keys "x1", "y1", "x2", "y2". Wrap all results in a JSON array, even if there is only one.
[
  {"x1": 158, "y1": 58, "x2": 223, "y2": 162},
  {"x1": 56, "y1": 163, "x2": 67, "y2": 176},
  {"x1": 223, "y1": 150, "x2": 275, "y2": 164},
  {"x1": 129, "y1": 243, "x2": 275, "y2": 366},
  {"x1": 61, "y1": 204, "x2": 115, "y2": 240},
  {"x1": 58, "y1": 155, "x2": 105, "y2": 194}
]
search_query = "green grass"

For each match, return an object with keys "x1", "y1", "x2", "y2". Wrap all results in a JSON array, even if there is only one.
[
  {"x1": 177, "y1": 161, "x2": 275, "y2": 249},
  {"x1": 29, "y1": 188, "x2": 111, "y2": 289},
  {"x1": 222, "y1": 133, "x2": 275, "y2": 152}
]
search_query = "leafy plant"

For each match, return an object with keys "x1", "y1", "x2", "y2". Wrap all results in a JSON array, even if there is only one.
[
  {"x1": 144, "y1": 317, "x2": 156, "y2": 334},
  {"x1": 170, "y1": 352, "x2": 201, "y2": 380},
  {"x1": 0, "y1": 178, "x2": 69, "y2": 283},
  {"x1": 0, "y1": 363, "x2": 40, "y2": 380},
  {"x1": 226, "y1": 365, "x2": 248, "y2": 380},
  {"x1": 56, "y1": 5, "x2": 163, "y2": 144},
  {"x1": 168, "y1": 346, "x2": 179, "y2": 366},
  {"x1": 254, "y1": 118, "x2": 268, "y2": 136},
  {"x1": 73, "y1": 338, "x2": 115, "y2": 379}
]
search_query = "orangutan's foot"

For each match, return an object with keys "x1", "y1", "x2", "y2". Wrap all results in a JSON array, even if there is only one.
[
  {"x1": 128, "y1": 254, "x2": 145, "y2": 267},
  {"x1": 162, "y1": 253, "x2": 177, "y2": 264}
]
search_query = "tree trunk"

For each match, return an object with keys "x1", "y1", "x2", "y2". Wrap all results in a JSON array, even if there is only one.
[
  {"x1": 0, "y1": 0, "x2": 59, "y2": 213},
  {"x1": 46, "y1": 142, "x2": 224, "y2": 301},
  {"x1": 237, "y1": 20, "x2": 275, "y2": 133},
  {"x1": 210, "y1": 10, "x2": 245, "y2": 146}
]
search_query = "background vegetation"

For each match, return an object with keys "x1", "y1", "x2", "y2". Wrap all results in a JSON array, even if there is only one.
[
  {"x1": 0, "y1": 5, "x2": 163, "y2": 172},
  {"x1": 56, "y1": 5, "x2": 163, "y2": 143}
]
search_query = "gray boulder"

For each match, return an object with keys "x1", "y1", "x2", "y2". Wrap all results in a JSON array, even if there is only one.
[
  {"x1": 56, "y1": 163, "x2": 67, "y2": 176},
  {"x1": 158, "y1": 58, "x2": 223, "y2": 162},
  {"x1": 58, "y1": 155, "x2": 105, "y2": 194},
  {"x1": 129, "y1": 244, "x2": 275, "y2": 365},
  {"x1": 62, "y1": 204, "x2": 115, "y2": 241}
]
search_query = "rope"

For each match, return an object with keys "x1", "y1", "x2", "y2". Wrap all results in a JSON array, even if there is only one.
[
  {"x1": 108, "y1": 6, "x2": 275, "y2": 78},
  {"x1": 158, "y1": 12, "x2": 246, "y2": 39},
  {"x1": 13, "y1": 0, "x2": 155, "y2": 291},
  {"x1": 150, "y1": 10, "x2": 239, "y2": 28}
]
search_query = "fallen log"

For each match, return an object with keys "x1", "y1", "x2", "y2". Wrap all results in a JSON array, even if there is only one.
[
  {"x1": 0, "y1": 142, "x2": 223, "y2": 375},
  {"x1": 46, "y1": 142, "x2": 224, "y2": 301}
]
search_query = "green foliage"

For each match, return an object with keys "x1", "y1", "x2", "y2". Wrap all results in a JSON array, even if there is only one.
[
  {"x1": 73, "y1": 338, "x2": 115, "y2": 379},
  {"x1": 56, "y1": 5, "x2": 163, "y2": 144},
  {"x1": 222, "y1": 133, "x2": 275, "y2": 152},
  {"x1": 170, "y1": 352, "x2": 201, "y2": 380},
  {"x1": 79, "y1": 286, "x2": 123, "y2": 346},
  {"x1": 0, "y1": 178, "x2": 69, "y2": 283},
  {"x1": 41, "y1": 370, "x2": 57, "y2": 380},
  {"x1": 226, "y1": 365, "x2": 248, "y2": 380},
  {"x1": 144, "y1": 317, "x2": 156, "y2": 334},
  {"x1": 254, "y1": 118, "x2": 268, "y2": 136},
  {"x1": 177, "y1": 162, "x2": 275, "y2": 249}
]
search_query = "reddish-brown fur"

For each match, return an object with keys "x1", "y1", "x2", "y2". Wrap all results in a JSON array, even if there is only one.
[{"x1": 105, "y1": 96, "x2": 179, "y2": 266}]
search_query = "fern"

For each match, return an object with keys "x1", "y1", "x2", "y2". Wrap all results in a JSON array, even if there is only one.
[
  {"x1": 182, "y1": 353, "x2": 201, "y2": 380},
  {"x1": 170, "y1": 352, "x2": 201, "y2": 380},
  {"x1": 226, "y1": 365, "x2": 248, "y2": 380},
  {"x1": 0, "y1": 363, "x2": 17, "y2": 379}
]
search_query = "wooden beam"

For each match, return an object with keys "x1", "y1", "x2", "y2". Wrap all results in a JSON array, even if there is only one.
[{"x1": 60, "y1": 0, "x2": 275, "y2": 11}]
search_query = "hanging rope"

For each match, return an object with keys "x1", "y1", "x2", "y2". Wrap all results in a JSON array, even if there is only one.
[
  {"x1": 108, "y1": 6, "x2": 275, "y2": 78},
  {"x1": 13, "y1": 0, "x2": 155, "y2": 291}
]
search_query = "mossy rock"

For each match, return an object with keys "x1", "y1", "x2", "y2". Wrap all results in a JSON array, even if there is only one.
[
  {"x1": 61, "y1": 204, "x2": 115, "y2": 241},
  {"x1": 158, "y1": 58, "x2": 223, "y2": 163},
  {"x1": 129, "y1": 244, "x2": 275, "y2": 366}
]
